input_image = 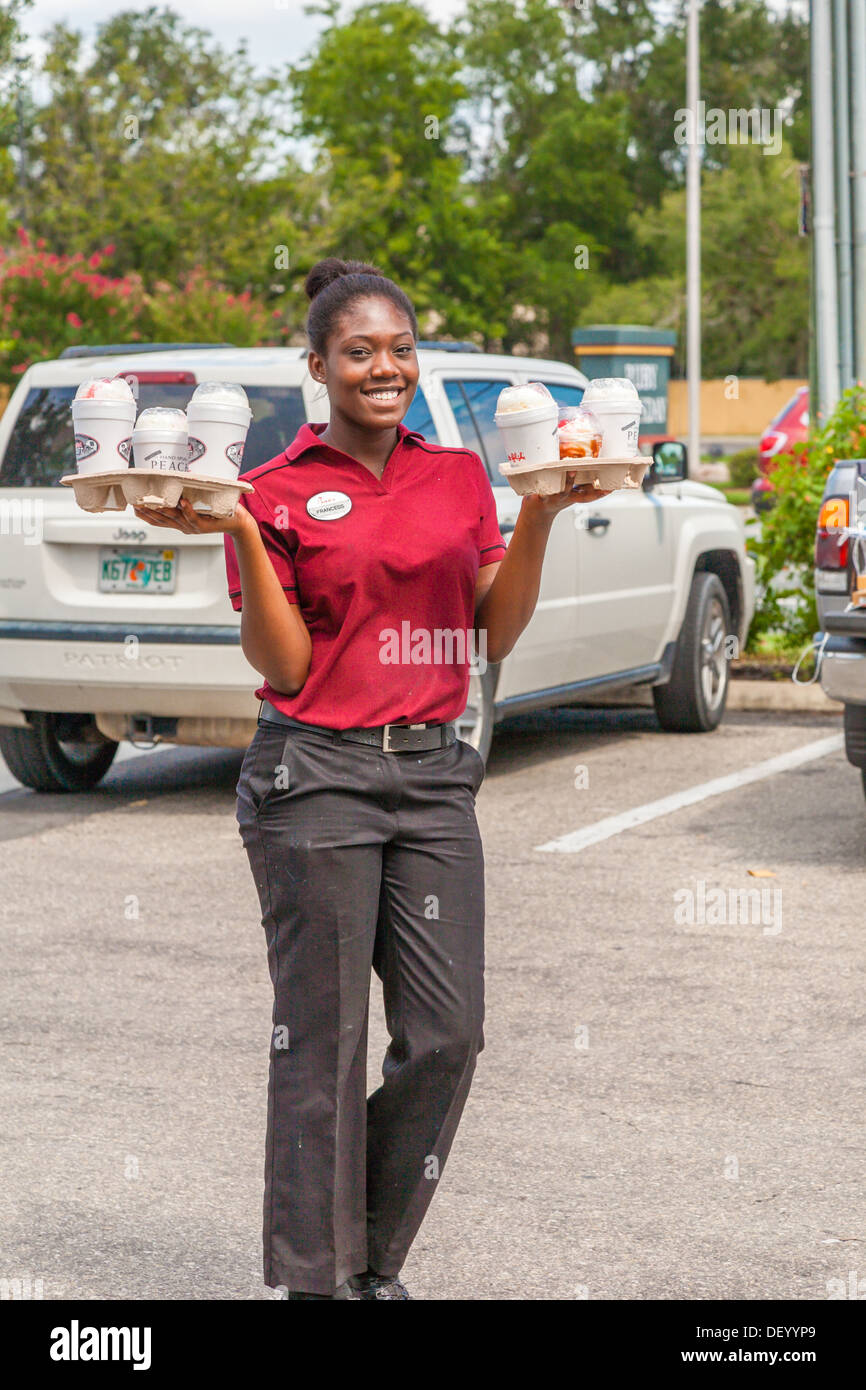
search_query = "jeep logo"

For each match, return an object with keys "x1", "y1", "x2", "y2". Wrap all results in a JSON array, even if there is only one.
[{"x1": 112, "y1": 528, "x2": 146, "y2": 542}]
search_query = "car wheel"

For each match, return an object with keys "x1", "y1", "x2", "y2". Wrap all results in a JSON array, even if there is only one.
[
  {"x1": 653, "y1": 572, "x2": 732, "y2": 733},
  {"x1": 454, "y1": 665, "x2": 498, "y2": 764},
  {"x1": 843, "y1": 703, "x2": 866, "y2": 768},
  {"x1": 0, "y1": 713, "x2": 118, "y2": 792}
]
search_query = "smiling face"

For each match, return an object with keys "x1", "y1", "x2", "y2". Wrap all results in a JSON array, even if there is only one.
[{"x1": 308, "y1": 295, "x2": 420, "y2": 430}]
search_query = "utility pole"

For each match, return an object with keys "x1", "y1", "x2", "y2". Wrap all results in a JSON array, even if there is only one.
[
  {"x1": 833, "y1": 0, "x2": 853, "y2": 390},
  {"x1": 850, "y1": 0, "x2": 866, "y2": 382},
  {"x1": 686, "y1": 0, "x2": 701, "y2": 473},
  {"x1": 810, "y1": 0, "x2": 840, "y2": 417}
]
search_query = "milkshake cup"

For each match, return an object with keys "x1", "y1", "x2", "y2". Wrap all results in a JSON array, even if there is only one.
[
  {"x1": 493, "y1": 382, "x2": 559, "y2": 469},
  {"x1": 131, "y1": 407, "x2": 190, "y2": 472},
  {"x1": 185, "y1": 381, "x2": 252, "y2": 478},
  {"x1": 71, "y1": 377, "x2": 137, "y2": 475},
  {"x1": 580, "y1": 377, "x2": 643, "y2": 457}
]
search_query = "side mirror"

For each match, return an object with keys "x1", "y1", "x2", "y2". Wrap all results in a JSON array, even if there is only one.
[{"x1": 647, "y1": 439, "x2": 688, "y2": 486}]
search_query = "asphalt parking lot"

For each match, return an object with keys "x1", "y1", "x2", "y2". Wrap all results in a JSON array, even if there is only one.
[{"x1": 1, "y1": 706, "x2": 863, "y2": 1301}]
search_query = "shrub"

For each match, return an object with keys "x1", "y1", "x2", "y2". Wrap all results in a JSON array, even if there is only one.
[
  {"x1": 0, "y1": 229, "x2": 144, "y2": 385},
  {"x1": 747, "y1": 384, "x2": 866, "y2": 647},
  {"x1": 727, "y1": 448, "x2": 759, "y2": 489},
  {"x1": 0, "y1": 227, "x2": 290, "y2": 384},
  {"x1": 143, "y1": 269, "x2": 290, "y2": 348}
]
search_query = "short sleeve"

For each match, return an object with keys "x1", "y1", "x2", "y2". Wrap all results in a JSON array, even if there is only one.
[
  {"x1": 470, "y1": 451, "x2": 507, "y2": 566},
  {"x1": 224, "y1": 491, "x2": 299, "y2": 611}
]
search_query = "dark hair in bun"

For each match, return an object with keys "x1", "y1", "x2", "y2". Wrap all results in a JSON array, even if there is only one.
[{"x1": 304, "y1": 256, "x2": 418, "y2": 356}]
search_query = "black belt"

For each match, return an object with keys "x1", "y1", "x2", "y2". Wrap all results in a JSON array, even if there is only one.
[{"x1": 258, "y1": 702, "x2": 456, "y2": 752}]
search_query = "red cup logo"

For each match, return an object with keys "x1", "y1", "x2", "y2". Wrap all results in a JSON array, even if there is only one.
[
  {"x1": 75, "y1": 434, "x2": 99, "y2": 461},
  {"x1": 188, "y1": 437, "x2": 207, "y2": 464},
  {"x1": 117, "y1": 437, "x2": 132, "y2": 462},
  {"x1": 226, "y1": 441, "x2": 245, "y2": 468}
]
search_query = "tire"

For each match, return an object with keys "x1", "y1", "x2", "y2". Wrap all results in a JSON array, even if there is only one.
[
  {"x1": 0, "y1": 713, "x2": 118, "y2": 792},
  {"x1": 454, "y1": 664, "x2": 498, "y2": 764},
  {"x1": 843, "y1": 703, "x2": 866, "y2": 769},
  {"x1": 653, "y1": 572, "x2": 732, "y2": 733}
]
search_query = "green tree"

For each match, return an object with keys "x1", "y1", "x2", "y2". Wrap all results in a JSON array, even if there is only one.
[
  {"x1": 0, "y1": 0, "x2": 33, "y2": 237},
  {"x1": 27, "y1": 7, "x2": 316, "y2": 302},
  {"x1": 292, "y1": 0, "x2": 514, "y2": 342},
  {"x1": 581, "y1": 144, "x2": 808, "y2": 379},
  {"x1": 578, "y1": 0, "x2": 809, "y2": 206}
]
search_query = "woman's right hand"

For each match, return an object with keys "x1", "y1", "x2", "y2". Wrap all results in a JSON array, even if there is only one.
[{"x1": 130, "y1": 496, "x2": 252, "y2": 536}]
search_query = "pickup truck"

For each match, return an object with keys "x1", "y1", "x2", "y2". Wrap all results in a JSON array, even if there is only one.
[
  {"x1": 0, "y1": 342, "x2": 755, "y2": 791},
  {"x1": 815, "y1": 456, "x2": 866, "y2": 798}
]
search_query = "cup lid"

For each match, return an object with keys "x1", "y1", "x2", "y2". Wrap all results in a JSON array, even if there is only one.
[
  {"x1": 74, "y1": 376, "x2": 136, "y2": 403},
  {"x1": 581, "y1": 376, "x2": 640, "y2": 402},
  {"x1": 134, "y1": 407, "x2": 188, "y2": 429},
  {"x1": 557, "y1": 405, "x2": 602, "y2": 437},
  {"x1": 189, "y1": 381, "x2": 250, "y2": 407},
  {"x1": 495, "y1": 381, "x2": 556, "y2": 414}
]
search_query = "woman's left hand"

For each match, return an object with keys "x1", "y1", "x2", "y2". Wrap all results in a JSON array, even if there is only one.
[{"x1": 520, "y1": 472, "x2": 613, "y2": 521}]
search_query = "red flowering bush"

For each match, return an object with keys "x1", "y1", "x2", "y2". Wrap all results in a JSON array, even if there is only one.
[
  {"x1": 0, "y1": 229, "x2": 145, "y2": 385},
  {"x1": 0, "y1": 228, "x2": 290, "y2": 386},
  {"x1": 145, "y1": 268, "x2": 290, "y2": 347}
]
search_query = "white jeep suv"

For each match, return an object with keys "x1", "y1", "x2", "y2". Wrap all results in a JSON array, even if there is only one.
[{"x1": 0, "y1": 342, "x2": 755, "y2": 790}]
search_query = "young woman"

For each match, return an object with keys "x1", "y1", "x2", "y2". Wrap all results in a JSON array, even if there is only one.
[{"x1": 132, "y1": 259, "x2": 609, "y2": 1300}]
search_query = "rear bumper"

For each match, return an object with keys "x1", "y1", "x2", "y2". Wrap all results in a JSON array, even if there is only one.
[
  {"x1": 819, "y1": 633, "x2": 866, "y2": 705},
  {"x1": 0, "y1": 623, "x2": 261, "y2": 722}
]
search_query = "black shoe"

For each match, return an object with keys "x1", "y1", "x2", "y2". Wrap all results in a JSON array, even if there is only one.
[
  {"x1": 348, "y1": 1270, "x2": 411, "y2": 1300},
  {"x1": 285, "y1": 1282, "x2": 359, "y2": 1300}
]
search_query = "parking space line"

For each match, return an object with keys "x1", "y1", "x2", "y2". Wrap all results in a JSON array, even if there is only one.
[{"x1": 535, "y1": 734, "x2": 844, "y2": 854}]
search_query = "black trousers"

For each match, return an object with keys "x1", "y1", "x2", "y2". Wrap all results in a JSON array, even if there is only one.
[{"x1": 235, "y1": 716, "x2": 487, "y2": 1295}]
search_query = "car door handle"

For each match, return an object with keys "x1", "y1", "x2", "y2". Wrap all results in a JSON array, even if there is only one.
[{"x1": 587, "y1": 516, "x2": 612, "y2": 533}]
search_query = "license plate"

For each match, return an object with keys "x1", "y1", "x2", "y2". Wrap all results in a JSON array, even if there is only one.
[{"x1": 98, "y1": 547, "x2": 177, "y2": 594}]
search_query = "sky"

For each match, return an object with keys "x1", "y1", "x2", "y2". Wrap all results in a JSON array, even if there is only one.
[
  {"x1": 23, "y1": 0, "x2": 810, "y2": 76},
  {"x1": 23, "y1": 0, "x2": 466, "y2": 75}
]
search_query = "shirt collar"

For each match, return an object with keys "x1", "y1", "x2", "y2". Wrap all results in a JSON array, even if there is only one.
[{"x1": 284, "y1": 420, "x2": 426, "y2": 463}]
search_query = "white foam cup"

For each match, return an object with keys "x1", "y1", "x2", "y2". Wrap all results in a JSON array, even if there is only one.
[
  {"x1": 494, "y1": 391, "x2": 560, "y2": 469},
  {"x1": 580, "y1": 378, "x2": 643, "y2": 457},
  {"x1": 71, "y1": 379, "x2": 137, "y2": 475},
  {"x1": 131, "y1": 407, "x2": 190, "y2": 473},
  {"x1": 71, "y1": 398, "x2": 137, "y2": 475},
  {"x1": 185, "y1": 383, "x2": 252, "y2": 478}
]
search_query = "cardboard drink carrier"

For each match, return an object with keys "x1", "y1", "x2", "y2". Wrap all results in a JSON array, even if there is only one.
[
  {"x1": 62, "y1": 382, "x2": 254, "y2": 516},
  {"x1": 494, "y1": 381, "x2": 649, "y2": 496}
]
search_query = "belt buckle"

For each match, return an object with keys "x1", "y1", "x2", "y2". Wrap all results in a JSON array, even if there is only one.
[
  {"x1": 382, "y1": 722, "x2": 426, "y2": 752},
  {"x1": 382, "y1": 723, "x2": 401, "y2": 752}
]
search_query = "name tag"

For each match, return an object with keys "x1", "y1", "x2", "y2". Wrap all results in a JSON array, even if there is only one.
[{"x1": 306, "y1": 490, "x2": 353, "y2": 521}]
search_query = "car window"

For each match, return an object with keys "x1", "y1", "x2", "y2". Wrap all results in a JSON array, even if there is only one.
[
  {"x1": 0, "y1": 383, "x2": 307, "y2": 486},
  {"x1": 442, "y1": 378, "x2": 514, "y2": 483},
  {"x1": 539, "y1": 382, "x2": 585, "y2": 409},
  {"x1": 401, "y1": 383, "x2": 438, "y2": 441}
]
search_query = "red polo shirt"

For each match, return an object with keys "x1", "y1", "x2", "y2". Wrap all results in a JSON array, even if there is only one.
[{"x1": 224, "y1": 421, "x2": 507, "y2": 728}]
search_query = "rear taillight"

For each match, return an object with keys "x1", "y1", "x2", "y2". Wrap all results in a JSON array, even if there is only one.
[
  {"x1": 815, "y1": 496, "x2": 849, "y2": 568},
  {"x1": 760, "y1": 429, "x2": 787, "y2": 457}
]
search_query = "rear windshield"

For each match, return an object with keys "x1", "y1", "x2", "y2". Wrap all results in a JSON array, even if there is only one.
[
  {"x1": 0, "y1": 383, "x2": 307, "y2": 486},
  {"x1": 767, "y1": 388, "x2": 807, "y2": 432}
]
